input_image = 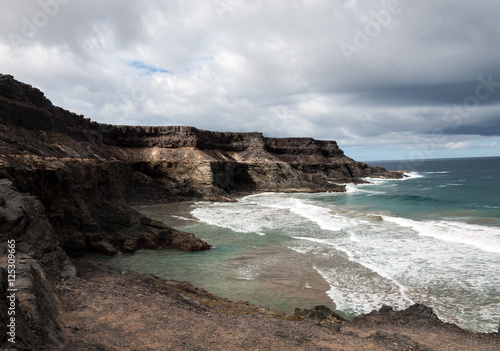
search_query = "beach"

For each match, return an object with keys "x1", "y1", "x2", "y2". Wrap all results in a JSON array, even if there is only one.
[{"x1": 102, "y1": 157, "x2": 500, "y2": 334}]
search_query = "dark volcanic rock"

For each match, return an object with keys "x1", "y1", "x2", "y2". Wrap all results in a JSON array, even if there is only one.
[
  {"x1": 352, "y1": 303, "x2": 462, "y2": 332},
  {"x1": 0, "y1": 74, "x2": 401, "y2": 254},
  {"x1": 0, "y1": 177, "x2": 208, "y2": 349},
  {"x1": 0, "y1": 161, "x2": 210, "y2": 257},
  {"x1": 0, "y1": 179, "x2": 72, "y2": 350},
  {"x1": 0, "y1": 179, "x2": 75, "y2": 279},
  {"x1": 0, "y1": 73, "x2": 401, "y2": 205},
  {"x1": 293, "y1": 305, "x2": 345, "y2": 325},
  {"x1": 0, "y1": 74, "x2": 103, "y2": 146},
  {"x1": 368, "y1": 304, "x2": 441, "y2": 323}
]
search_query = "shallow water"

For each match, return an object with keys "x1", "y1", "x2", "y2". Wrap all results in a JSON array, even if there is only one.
[{"x1": 96, "y1": 157, "x2": 500, "y2": 332}]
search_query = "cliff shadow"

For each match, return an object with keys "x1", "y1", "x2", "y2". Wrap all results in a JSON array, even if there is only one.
[{"x1": 211, "y1": 162, "x2": 256, "y2": 193}]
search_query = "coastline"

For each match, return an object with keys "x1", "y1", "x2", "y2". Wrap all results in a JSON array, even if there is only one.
[
  {"x1": 1, "y1": 75, "x2": 498, "y2": 349},
  {"x1": 124, "y1": 201, "x2": 338, "y2": 315},
  {"x1": 126, "y1": 196, "x2": 500, "y2": 332},
  {"x1": 57, "y1": 258, "x2": 499, "y2": 350},
  {"x1": 131, "y1": 198, "x2": 337, "y2": 314}
]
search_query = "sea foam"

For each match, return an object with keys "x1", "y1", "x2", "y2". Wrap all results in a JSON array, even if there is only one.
[{"x1": 383, "y1": 216, "x2": 500, "y2": 254}]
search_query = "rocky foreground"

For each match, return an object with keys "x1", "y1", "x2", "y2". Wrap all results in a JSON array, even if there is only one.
[
  {"x1": 1, "y1": 74, "x2": 498, "y2": 350},
  {"x1": 54, "y1": 259, "x2": 497, "y2": 351}
]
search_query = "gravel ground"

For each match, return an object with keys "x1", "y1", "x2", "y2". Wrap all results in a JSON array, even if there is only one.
[{"x1": 56, "y1": 259, "x2": 499, "y2": 351}]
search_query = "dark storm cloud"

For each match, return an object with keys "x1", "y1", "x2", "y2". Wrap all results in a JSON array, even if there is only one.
[
  {"x1": 343, "y1": 79, "x2": 500, "y2": 108},
  {"x1": 0, "y1": 0, "x2": 499, "y2": 159},
  {"x1": 443, "y1": 119, "x2": 500, "y2": 137}
]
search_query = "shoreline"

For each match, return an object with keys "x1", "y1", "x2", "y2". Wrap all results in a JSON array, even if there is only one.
[
  {"x1": 2, "y1": 74, "x2": 498, "y2": 350},
  {"x1": 57, "y1": 258, "x2": 499, "y2": 350},
  {"x1": 130, "y1": 195, "x2": 499, "y2": 333},
  {"x1": 131, "y1": 198, "x2": 337, "y2": 315}
]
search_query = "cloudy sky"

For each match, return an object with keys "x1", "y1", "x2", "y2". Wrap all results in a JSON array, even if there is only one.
[{"x1": 1, "y1": 0, "x2": 499, "y2": 161}]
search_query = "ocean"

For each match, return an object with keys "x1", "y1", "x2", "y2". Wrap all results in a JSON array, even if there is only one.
[{"x1": 97, "y1": 156, "x2": 500, "y2": 333}]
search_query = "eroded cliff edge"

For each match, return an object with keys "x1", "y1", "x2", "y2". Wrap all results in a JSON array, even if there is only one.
[
  {"x1": 101, "y1": 124, "x2": 399, "y2": 203},
  {"x1": 0, "y1": 74, "x2": 401, "y2": 349},
  {"x1": 0, "y1": 73, "x2": 400, "y2": 255}
]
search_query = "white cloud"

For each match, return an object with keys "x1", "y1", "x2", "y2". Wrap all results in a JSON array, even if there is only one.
[
  {"x1": 446, "y1": 141, "x2": 473, "y2": 150},
  {"x1": 1, "y1": 0, "x2": 499, "y2": 160}
]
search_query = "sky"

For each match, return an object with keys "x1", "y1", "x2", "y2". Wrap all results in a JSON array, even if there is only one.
[{"x1": 1, "y1": 0, "x2": 499, "y2": 161}]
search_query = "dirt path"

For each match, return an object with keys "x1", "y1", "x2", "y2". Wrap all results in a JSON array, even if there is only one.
[{"x1": 56, "y1": 259, "x2": 499, "y2": 351}]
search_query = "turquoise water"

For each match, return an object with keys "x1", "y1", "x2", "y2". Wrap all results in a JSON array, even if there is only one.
[
  {"x1": 97, "y1": 157, "x2": 500, "y2": 332},
  {"x1": 365, "y1": 157, "x2": 500, "y2": 222}
]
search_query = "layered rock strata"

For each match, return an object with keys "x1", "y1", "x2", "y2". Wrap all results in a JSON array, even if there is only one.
[
  {"x1": 101, "y1": 125, "x2": 397, "y2": 203},
  {"x1": 0, "y1": 73, "x2": 400, "y2": 257},
  {"x1": 0, "y1": 73, "x2": 401, "y2": 349}
]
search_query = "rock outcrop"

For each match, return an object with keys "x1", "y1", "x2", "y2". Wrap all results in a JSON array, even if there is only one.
[
  {"x1": 0, "y1": 179, "x2": 73, "y2": 350},
  {"x1": 0, "y1": 73, "x2": 401, "y2": 349},
  {"x1": 0, "y1": 74, "x2": 400, "y2": 252},
  {"x1": 292, "y1": 305, "x2": 346, "y2": 326},
  {"x1": 353, "y1": 303, "x2": 452, "y2": 329},
  {"x1": 100, "y1": 125, "x2": 398, "y2": 202}
]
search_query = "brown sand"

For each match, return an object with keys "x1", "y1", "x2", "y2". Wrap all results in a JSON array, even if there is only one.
[{"x1": 228, "y1": 245, "x2": 335, "y2": 312}]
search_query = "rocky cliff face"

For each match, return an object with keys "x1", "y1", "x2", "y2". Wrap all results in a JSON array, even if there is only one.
[
  {"x1": 0, "y1": 73, "x2": 399, "y2": 256},
  {"x1": 0, "y1": 74, "x2": 399, "y2": 197},
  {"x1": 0, "y1": 179, "x2": 73, "y2": 350},
  {"x1": 0, "y1": 74, "x2": 401, "y2": 349},
  {"x1": 0, "y1": 75, "x2": 211, "y2": 257},
  {"x1": 98, "y1": 124, "x2": 397, "y2": 203}
]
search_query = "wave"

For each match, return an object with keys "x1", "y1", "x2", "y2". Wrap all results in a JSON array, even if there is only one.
[
  {"x1": 171, "y1": 215, "x2": 194, "y2": 221},
  {"x1": 346, "y1": 183, "x2": 387, "y2": 195},
  {"x1": 398, "y1": 194, "x2": 438, "y2": 202},
  {"x1": 293, "y1": 237, "x2": 414, "y2": 305},
  {"x1": 191, "y1": 204, "x2": 269, "y2": 235},
  {"x1": 204, "y1": 193, "x2": 500, "y2": 254},
  {"x1": 345, "y1": 183, "x2": 361, "y2": 193},
  {"x1": 404, "y1": 172, "x2": 424, "y2": 179},
  {"x1": 313, "y1": 264, "x2": 413, "y2": 316},
  {"x1": 243, "y1": 195, "x2": 365, "y2": 233},
  {"x1": 438, "y1": 183, "x2": 463, "y2": 188},
  {"x1": 354, "y1": 172, "x2": 424, "y2": 193},
  {"x1": 192, "y1": 194, "x2": 328, "y2": 236},
  {"x1": 362, "y1": 171, "x2": 423, "y2": 184},
  {"x1": 287, "y1": 199, "x2": 367, "y2": 232},
  {"x1": 383, "y1": 216, "x2": 500, "y2": 254}
]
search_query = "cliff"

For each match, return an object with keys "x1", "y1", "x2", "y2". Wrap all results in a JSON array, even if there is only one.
[
  {"x1": 0, "y1": 73, "x2": 399, "y2": 203},
  {"x1": 0, "y1": 75, "x2": 400, "y2": 255},
  {"x1": 0, "y1": 74, "x2": 400, "y2": 349},
  {"x1": 0, "y1": 72, "x2": 401, "y2": 256}
]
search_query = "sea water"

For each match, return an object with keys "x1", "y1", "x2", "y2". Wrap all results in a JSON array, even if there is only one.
[{"x1": 97, "y1": 156, "x2": 500, "y2": 332}]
